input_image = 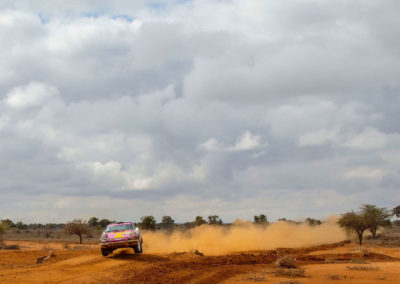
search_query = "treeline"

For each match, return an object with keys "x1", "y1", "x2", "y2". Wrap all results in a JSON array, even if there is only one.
[{"x1": 1, "y1": 204, "x2": 399, "y2": 245}]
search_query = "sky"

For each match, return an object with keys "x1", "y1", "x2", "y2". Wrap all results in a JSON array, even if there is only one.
[{"x1": 0, "y1": 0, "x2": 399, "y2": 223}]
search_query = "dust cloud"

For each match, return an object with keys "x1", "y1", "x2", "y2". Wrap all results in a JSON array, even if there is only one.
[{"x1": 143, "y1": 218, "x2": 347, "y2": 255}]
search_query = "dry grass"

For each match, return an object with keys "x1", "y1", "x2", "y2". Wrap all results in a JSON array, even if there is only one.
[
  {"x1": 1, "y1": 244, "x2": 20, "y2": 250},
  {"x1": 275, "y1": 268, "x2": 305, "y2": 278},
  {"x1": 346, "y1": 265, "x2": 380, "y2": 271},
  {"x1": 70, "y1": 245, "x2": 92, "y2": 250},
  {"x1": 244, "y1": 273, "x2": 267, "y2": 282},
  {"x1": 349, "y1": 257, "x2": 369, "y2": 264},
  {"x1": 278, "y1": 281, "x2": 304, "y2": 284},
  {"x1": 324, "y1": 258, "x2": 341, "y2": 264},
  {"x1": 327, "y1": 274, "x2": 346, "y2": 280},
  {"x1": 364, "y1": 226, "x2": 400, "y2": 247},
  {"x1": 2, "y1": 228, "x2": 101, "y2": 244},
  {"x1": 41, "y1": 244, "x2": 53, "y2": 251}
]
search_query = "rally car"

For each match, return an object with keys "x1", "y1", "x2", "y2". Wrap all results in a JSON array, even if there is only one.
[{"x1": 99, "y1": 222, "x2": 143, "y2": 256}]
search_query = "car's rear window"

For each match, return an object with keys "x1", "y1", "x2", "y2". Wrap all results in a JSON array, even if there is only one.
[{"x1": 106, "y1": 224, "x2": 133, "y2": 232}]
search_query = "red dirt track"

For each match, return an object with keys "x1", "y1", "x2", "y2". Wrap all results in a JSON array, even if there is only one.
[{"x1": 1, "y1": 240, "x2": 399, "y2": 283}]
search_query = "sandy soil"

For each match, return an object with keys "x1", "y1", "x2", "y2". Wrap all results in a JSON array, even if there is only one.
[{"x1": 0, "y1": 240, "x2": 399, "y2": 283}]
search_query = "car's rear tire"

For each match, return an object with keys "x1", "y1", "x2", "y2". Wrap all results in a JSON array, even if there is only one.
[
  {"x1": 133, "y1": 239, "x2": 143, "y2": 254},
  {"x1": 101, "y1": 248, "x2": 111, "y2": 256}
]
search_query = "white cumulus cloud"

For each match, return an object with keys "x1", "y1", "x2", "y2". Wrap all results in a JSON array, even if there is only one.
[{"x1": 5, "y1": 82, "x2": 59, "y2": 109}]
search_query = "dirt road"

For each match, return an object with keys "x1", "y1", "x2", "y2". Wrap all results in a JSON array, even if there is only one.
[{"x1": 1, "y1": 241, "x2": 399, "y2": 283}]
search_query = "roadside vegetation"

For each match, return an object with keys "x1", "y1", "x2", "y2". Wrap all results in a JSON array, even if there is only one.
[
  {"x1": 0, "y1": 204, "x2": 399, "y2": 245},
  {"x1": 338, "y1": 204, "x2": 394, "y2": 245}
]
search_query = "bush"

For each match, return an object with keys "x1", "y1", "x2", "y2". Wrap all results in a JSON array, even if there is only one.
[
  {"x1": 2, "y1": 244, "x2": 20, "y2": 250},
  {"x1": 328, "y1": 274, "x2": 345, "y2": 280},
  {"x1": 275, "y1": 269, "x2": 305, "y2": 278},
  {"x1": 278, "y1": 281, "x2": 304, "y2": 284},
  {"x1": 275, "y1": 255, "x2": 297, "y2": 268},
  {"x1": 346, "y1": 265, "x2": 379, "y2": 271}
]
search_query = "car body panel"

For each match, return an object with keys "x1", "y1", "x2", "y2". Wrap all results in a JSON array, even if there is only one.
[{"x1": 99, "y1": 222, "x2": 142, "y2": 250}]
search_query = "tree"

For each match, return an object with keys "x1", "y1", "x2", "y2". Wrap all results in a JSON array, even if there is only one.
[
  {"x1": 253, "y1": 214, "x2": 268, "y2": 224},
  {"x1": 140, "y1": 216, "x2": 156, "y2": 230},
  {"x1": 161, "y1": 216, "x2": 175, "y2": 230},
  {"x1": 305, "y1": 218, "x2": 322, "y2": 226},
  {"x1": 338, "y1": 212, "x2": 369, "y2": 245},
  {"x1": 393, "y1": 205, "x2": 400, "y2": 218},
  {"x1": 0, "y1": 223, "x2": 5, "y2": 247},
  {"x1": 1, "y1": 219, "x2": 15, "y2": 228},
  {"x1": 88, "y1": 217, "x2": 99, "y2": 227},
  {"x1": 65, "y1": 220, "x2": 90, "y2": 244},
  {"x1": 0, "y1": 223, "x2": 6, "y2": 237},
  {"x1": 98, "y1": 218, "x2": 112, "y2": 228},
  {"x1": 45, "y1": 223, "x2": 54, "y2": 238},
  {"x1": 208, "y1": 215, "x2": 223, "y2": 225},
  {"x1": 361, "y1": 204, "x2": 391, "y2": 239},
  {"x1": 15, "y1": 221, "x2": 27, "y2": 230},
  {"x1": 195, "y1": 216, "x2": 207, "y2": 226}
]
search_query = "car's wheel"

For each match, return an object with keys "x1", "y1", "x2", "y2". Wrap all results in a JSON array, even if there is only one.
[
  {"x1": 133, "y1": 238, "x2": 143, "y2": 253},
  {"x1": 101, "y1": 247, "x2": 110, "y2": 256}
]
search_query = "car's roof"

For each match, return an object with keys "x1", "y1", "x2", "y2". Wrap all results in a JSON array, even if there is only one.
[{"x1": 108, "y1": 222, "x2": 134, "y2": 226}]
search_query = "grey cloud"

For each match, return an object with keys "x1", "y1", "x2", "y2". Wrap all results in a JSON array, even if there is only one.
[{"x1": 1, "y1": 1, "x2": 399, "y2": 222}]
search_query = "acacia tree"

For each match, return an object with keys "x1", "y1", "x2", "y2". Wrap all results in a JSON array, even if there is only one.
[
  {"x1": 194, "y1": 216, "x2": 207, "y2": 226},
  {"x1": 1, "y1": 219, "x2": 14, "y2": 229},
  {"x1": 161, "y1": 216, "x2": 175, "y2": 230},
  {"x1": 65, "y1": 220, "x2": 90, "y2": 244},
  {"x1": 0, "y1": 223, "x2": 6, "y2": 239},
  {"x1": 208, "y1": 215, "x2": 223, "y2": 225},
  {"x1": 338, "y1": 212, "x2": 369, "y2": 245},
  {"x1": 361, "y1": 204, "x2": 391, "y2": 239},
  {"x1": 98, "y1": 218, "x2": 113, "y2": 228},
  {"x1": 15, "y1": 221, "x2": 27, "y2": 230},
  {"x1": 88, "y1": 217, "x2": 99, "y2": 227},
  {"x1": 393, "y1": 205, "x2": 400, "y2": 218},
  {"x1": 140, "y1": 216, "x2": 156, "y2": 230},
  {"x1": 305, "y1": 217, "x2": 322, "y2": 226},
  {"x1": 253, "y1": 214, "x2": 268, "y2": 224}
]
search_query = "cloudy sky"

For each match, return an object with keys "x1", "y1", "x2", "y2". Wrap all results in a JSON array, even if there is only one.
[{"x1": 1, "y1": 0, "x2": 399, "y2": 223}]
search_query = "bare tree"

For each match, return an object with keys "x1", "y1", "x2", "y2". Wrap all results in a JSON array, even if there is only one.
[{"x1": 65, "y1": 220, "x2": 90, "y2": 244}]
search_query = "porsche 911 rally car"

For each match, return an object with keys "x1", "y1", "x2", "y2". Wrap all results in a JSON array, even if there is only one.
[{"x1": 99, "y1": 222, "x2": 143, "y2": 256}]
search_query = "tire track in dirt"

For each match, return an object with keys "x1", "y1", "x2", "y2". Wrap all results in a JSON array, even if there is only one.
[
  {"x1": 1, "y1": 252, "x2": 123, "y2": 283},
  {"x1": 1, "y1": 241, "x2": 399, "y2": 283}
]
